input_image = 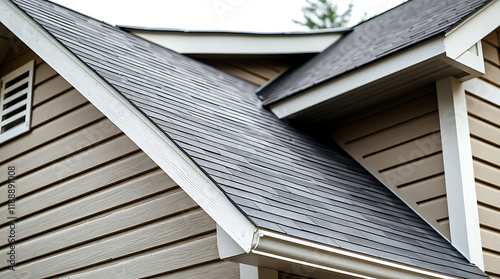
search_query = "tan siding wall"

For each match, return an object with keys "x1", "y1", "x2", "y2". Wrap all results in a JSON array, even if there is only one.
[
  {"x1": 331, "y1": 91, "x2": 450, "y2": 239},
  {"x1": 201, "y1": 58, "x2": 289, "y2": 85},
  {"x1": 0, "y1": 45, "x2": 239, "y2": 278},
  {"x1": 467, "y1": 30, "x2": 500, "y2": 279}
]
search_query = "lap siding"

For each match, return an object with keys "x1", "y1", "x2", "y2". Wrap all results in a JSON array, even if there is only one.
[
  {"x1": 467, "y1": 31, "x2": 500, "y2": 278},
  {"x1": 0, "y1": 46, "x2": 232, "y2": 278},
  {"x1": 332, "y1": 91, "x2": 450, "y2": 239}
]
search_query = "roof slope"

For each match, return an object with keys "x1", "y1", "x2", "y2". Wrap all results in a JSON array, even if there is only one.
[
  {"x1": 257, "y1": 0, "x2": 492, "y2": 105},
  {"x1": 14, "y1": 0, "x2": 487, "y2": 277}
]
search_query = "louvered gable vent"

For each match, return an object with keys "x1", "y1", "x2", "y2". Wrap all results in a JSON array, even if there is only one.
[{"x1": 0, "y1": 60, "x2": 34, "y2": 143}]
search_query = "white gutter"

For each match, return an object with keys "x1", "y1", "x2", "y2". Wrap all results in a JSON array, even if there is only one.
[{"x1": 249, "y1": 229, "x2": 460, "y2": 279}]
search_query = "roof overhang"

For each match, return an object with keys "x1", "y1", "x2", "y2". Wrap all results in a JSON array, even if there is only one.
[
  {"x1": 217, "y1": 226, "x2": 461, "y2": 279},
  {"x1": 120, "y1": 26, "x2": 350, "y2": 55},
  {"x1": 268, "y1": 0, "x2": 500, "y2": 123}
]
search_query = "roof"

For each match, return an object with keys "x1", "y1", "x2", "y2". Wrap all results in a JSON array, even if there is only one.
[
  {"x1": 257, "y1": 0, "x2": 493, "y2": 106},
  {"x1": 12, "y1": 0, "x2": 488, "y2": 277}
]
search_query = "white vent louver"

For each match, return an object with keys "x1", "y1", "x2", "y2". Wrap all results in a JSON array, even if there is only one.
[{"x1": 0, "y1": 60, "x2": 34, "y2": 143}]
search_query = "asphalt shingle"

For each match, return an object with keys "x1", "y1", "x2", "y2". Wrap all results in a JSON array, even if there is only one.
[{"x1": 12, "y1": 0, "x2": 489, "y2": 277}]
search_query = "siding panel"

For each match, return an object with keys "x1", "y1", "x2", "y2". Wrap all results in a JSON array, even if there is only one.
[
  {"x1": 332, "y1": 92, "x2": 450, "y2": 238},
  {"x1": 67, "y1": 234, "x2": 220, "y2": 279},
  {"x1": 468, "y1": 31, "x2": 500, "y2": 278},
  {"x1": 0, "y1": 190, "x2": 197, "y2": 267},
  {"x1": 201, "y1": 58, "x2": 290, "y2": 85},
  {"x1": 0, "y1": 46, "x2": 230, "y2": 278},
  {"x1": 0, "y1": 211, "x2": 215, "y2": 278}
]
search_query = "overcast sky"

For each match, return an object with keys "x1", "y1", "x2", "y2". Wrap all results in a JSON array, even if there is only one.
[{"x1": 50, "y1": 0, "x2": 407, "y2": 32}]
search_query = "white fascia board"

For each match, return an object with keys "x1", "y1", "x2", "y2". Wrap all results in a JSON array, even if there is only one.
[
  {"x1": 248, "y1": 229, "x2": 460, "y2": 279},
  {"x1": 436, "y1": 77, "x2": 484, "y2": 270},
  {"x1": 131, "y1": 31, "x2": 343, "y2": 55},
  {"x1": 0, "y1": 0, "x2": 256, "y2": 251},
  {"x1": 269, "y1": 36, "x2": 447, "y2": 119},
  {"x1": 444, "y1": 0, "x2": 500, "y2": 60}
]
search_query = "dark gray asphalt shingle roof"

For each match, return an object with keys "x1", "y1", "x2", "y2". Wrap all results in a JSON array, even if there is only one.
[
  {"x1": 257, "y1": 0, "x2": 492, "y2": 106},
  {"x1": 13, "y1": 0, "x2": 488, "y2": 277}
]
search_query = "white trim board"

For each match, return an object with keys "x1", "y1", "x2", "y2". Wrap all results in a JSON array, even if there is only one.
[
  {"x1": 444, "y1": 0, "x2": 500, "y2": 60},
  {"x1": 436, "y1": 76, "x2": 484, "y2": 270},
  {"x1": 127, "y1": 30, "x2": 345, "y2": 55},
  {"x1": 0, "y1": 0, "x2": 256, "y2": 252}
]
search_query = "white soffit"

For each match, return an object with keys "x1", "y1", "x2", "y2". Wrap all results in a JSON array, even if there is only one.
[
  {"x1": 123, "y1": 28, "x2": 348, "y2": 55},
  {"x1": 0, "y1": 0, "x2": 256, "y2": 251}
]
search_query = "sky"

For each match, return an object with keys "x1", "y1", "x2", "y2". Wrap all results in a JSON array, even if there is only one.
[{"x1": 50, "y1": 0, "x2": 407, "y2": 32}]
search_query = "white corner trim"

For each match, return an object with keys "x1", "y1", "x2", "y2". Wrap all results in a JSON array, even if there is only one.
[
  {"x1": 463, "y1": 77, "x2": 500, "y2": 106},
  {"x1": 436, "y1": 76, "x2": 484, "y2": 270},
  {"x1": 0, "y1": 0, "x2": 256, "y2": 251},
  {"x1": 444, "y1": 0, "x2": 500, "y2": 60},
  {"x1": 250, "y1": 229, "x2": 460, "y2": 279},
  {"x1": 269, "y1": 36, "x2": 447, "y2": 119}
]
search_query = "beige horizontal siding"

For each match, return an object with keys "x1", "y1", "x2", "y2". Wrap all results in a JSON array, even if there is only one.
[
  {"x1": 468, "y1": 31, "x2": 500, "y2": 278},
  {"x1": 0, "y1": 44, "x2": 235, "y2": 278},
  {"x1": 154, "y1": 261, "x2": 241, "y2": 279},
  {"x1": 332, "y1": 92, "x2": 450, "y2": 238},
  {"x1": 201, "y1": 58, "x2": 290, "y2": 85}
]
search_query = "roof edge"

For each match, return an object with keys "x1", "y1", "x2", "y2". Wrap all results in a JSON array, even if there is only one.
[
  {"x1": 266, "y1": 36, "x2": 447, "y2": 118},
  {"x1": 118, "y1": 25, "x2": 352, "y2": 35},
  {"x1": 221, "y1": 229, "x2": 462, "y2": 279},
  {"x1": 1, "y1": 0, "x2": 257, "y2": 251},
  {"x1": 444, "y1": 0, "x2": 500, "y2": 59}
]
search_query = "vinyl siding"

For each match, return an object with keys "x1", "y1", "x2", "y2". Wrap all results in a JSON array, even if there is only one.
[
  {"x1": 0, "y1": 44, "x2": 238, "y2": 278},
  {"x1": 467, "y1": 30, "x2": 500, "y2": 279},
  {"x1": 331, "y1": 91, "x2": 450, "y2": 239},
  {"x1": 201, "y1": 58, "x2": 289, "y2": 85}
]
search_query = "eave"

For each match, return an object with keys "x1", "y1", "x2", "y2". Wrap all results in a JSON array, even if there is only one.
[
  {"x1": 120, "y1": 26, "x2": 350, "y2": 56},
  {"x1": 268, "y1": 0, "x2": 500, "y2": 124},
  {"x1": 218, "y1": 227, "x2": 461, "y2": 279}
]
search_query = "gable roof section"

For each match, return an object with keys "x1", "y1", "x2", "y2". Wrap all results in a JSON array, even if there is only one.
[
  {"x1": 7, "y1": 0, "x2": 488, "y2": 278},
  {"x1": 257, "y1": 0, "x2": 492, "y2": 106}
]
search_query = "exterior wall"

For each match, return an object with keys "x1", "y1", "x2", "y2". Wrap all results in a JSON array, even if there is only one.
[
  {"x1": 331, "y1": 91, "x2": 450, "y2": 239},
  {"x1": 0, "y1": 44, "x2": 239, "y2": 278},
  {"x1": 466, "y1": 30, "x2": 500, "y2": 279},
  {"x1": 201, "y1": 58, "x2": 289, "y2": 85}
]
